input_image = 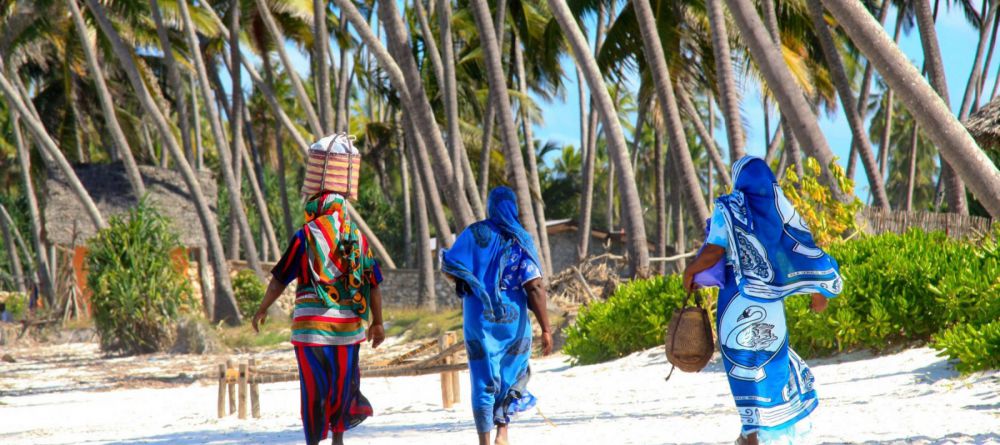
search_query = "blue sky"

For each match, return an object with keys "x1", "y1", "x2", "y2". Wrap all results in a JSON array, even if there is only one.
[{"x1": 530, "y1": 3, "x2": 995, "y2": 202}]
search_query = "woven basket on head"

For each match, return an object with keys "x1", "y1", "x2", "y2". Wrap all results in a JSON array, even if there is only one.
[{"x1": 301, "y1": 133, "x2": 361, "y2": 199}]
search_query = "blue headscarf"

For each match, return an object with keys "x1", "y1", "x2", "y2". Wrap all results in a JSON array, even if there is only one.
[
  {"x1": 716, "y1": 157, "x2": 843, "y2": 301},
  {"x1": 441, "y1": 187, "x2": 540, "y2": 319}
]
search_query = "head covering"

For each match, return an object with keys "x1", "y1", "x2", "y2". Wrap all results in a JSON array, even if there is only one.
[
  {"x1": 302, "y1": 191, "x2": 376, "y2": 319},
  {"x1": 441, "y1": 187, "x2": 541, "y2": 320},
  {"x1": 715, "y1": 156, "x2": 843, "y2": 300}
]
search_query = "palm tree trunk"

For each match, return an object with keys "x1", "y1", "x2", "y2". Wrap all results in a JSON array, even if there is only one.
[
  {"x1": 669, "y1": 147, "x2": 687, "y2": 270},
  {"x1": 912, "y1": 0, "x2": 968, "y2": 214},
  {"x1": 254, "y1": 0, "x2": 324, "y2": 137},
  {"x1": 902, "y1": 124, "x2": 920, "y2": 211},
  {"x1": 468, "y1": 0, "x2": 542, "y2": 254},
  {"x1": 68, "y1": 0, "x2": 144, "y2": 198},
  {"x1": 654, "y1": 126, "x2": 667, "y2": 275},
  {"x1": 513, "y1": 31, "x2": 553, "y2": 275},
  {"x1": 959, "y1": 1, "x2": 998, "y2": 119},
  {"x1": 229, "y1": 1, "x2": 246, "y2": 261},
  {"x1": 0, "y1": 204, "x2": 27, "y2": 293},
  {"x1": 0, "y1": 72, "x2": 106, "y2": 230},
  {"x1": 398, "y1": 122, "x2": 413, "y2": 268},
  {"x1": 12, "y1": 117, "x2": 55, "y2": 302},
  {"x1": 375, "y1": 0, "x2": 476, "y2": 230},
  {"x1": 677, "y1": 85, "x2": 732, "y2": 188},
  {"x1": 314, "y1": 0, "x2": 334, "y2": 132},
  {"x1": 475, "y1": 0, "x2": 510, "y2": 205},
  {"x1": 192, "y1": 73, "x2": 204, "y2": 170},
  {"x1": 705, "y1": 0, "x2": 746, "y2": 161},
  {"x1": 975, "y1": 8, "x2": 1000, "y2": 110},
  {"x1": 764, "y1": 118, "x2": 784, "y2": 164},
  {"x1": 726, "y1": 0, "x2": 849, "y2": 202},
  {"x1": 404, "y1": 108, "x2": 455, "y2": 246},
  {"x1": 414, "y1": 0, "x2": 444, "y2": 85},
  {"x1": 439, "y1": 0, "x2": 484, "y2": 218},
  {"x1": 150, "y1": 0, "x2": 194, "y2": 167},
  {"x1": 846, "y1": 0, "x2": 892, "y2": 179},
  {"x1": 405, "y1": 116, "x2": 436, "y2": 310},
  {"x1": 878, "y1": 88, "x2": 895, "y2": 179},
  {"x1": 823, "y1": 0, "x2": 1000, "y2": 217},
  {"x1": 761, "y1": 0, "x2": 804, "y2": 179},
  {"x1": 633, "y1": 0, "x2": 711, "y2": 224},
  {"x1": 807, "y1": 0, "x2": 890, "y2": 209},
  {"x1": 550, "y1": 0, "x2": 650, "y2": 276},
  {"x1": 335, "y1": 16, "x2": 351, "y2": 132},
  {"x1": 88, "y1": 0, "x2": 242, "y2": 323}
]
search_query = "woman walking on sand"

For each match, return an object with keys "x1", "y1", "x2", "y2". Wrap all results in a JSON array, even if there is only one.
[
  {"x1": 442, "y1": 186, "x2": 553, "y2": 445},
  {"x1": 683, "y1": 156, "x2": 842, "y2": 445},
  {"x1": 253, "y1": 135, "x2": 385, "y2": 445}
]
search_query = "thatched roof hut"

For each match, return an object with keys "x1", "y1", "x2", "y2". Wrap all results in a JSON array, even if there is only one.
[
  {"x1": 44, "y1": 163, "x2": 217, "y2": 247},
  {"x1": 964, "y1": 97, "x2": 1000, "y2": 148}
]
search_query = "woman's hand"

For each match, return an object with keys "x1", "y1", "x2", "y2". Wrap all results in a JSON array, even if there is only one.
[
  {"x1": 539, "y1": 331, "x2": 553, "y2": 356},
  {"x1": 682, "y1": 268, "x2": 697, "y2": 293},
  {"x1": 252, "y1": 309, "x2": 268, "y2": 333},
  {"x1": 810, "y1": 293, "x2": 828, "y2": 313},
  {"x1": 367, "y1": 323, "x2": 385, "y2": 349}
]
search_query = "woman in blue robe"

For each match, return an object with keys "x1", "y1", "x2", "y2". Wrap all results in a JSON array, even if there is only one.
[
  {"x1": 683, "y1": 156, "x2": 843, "y2": 445},
  {"x1": 442, "y1": 186, "x2": 553, "y2": 445}
]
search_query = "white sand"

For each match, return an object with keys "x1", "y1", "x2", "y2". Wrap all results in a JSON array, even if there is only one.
[{"x1": 1, "y1": 346, "x2": 997, "y2": 444}]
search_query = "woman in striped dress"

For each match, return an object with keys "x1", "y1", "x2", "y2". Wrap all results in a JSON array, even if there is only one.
[{"x1": 253, "y1": 190, "x2": 385, "y2": 445}]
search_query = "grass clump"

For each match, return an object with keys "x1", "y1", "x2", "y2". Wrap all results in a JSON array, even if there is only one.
[{"x1": 384, "y1": 308, "x2": 464, "y2": 341}]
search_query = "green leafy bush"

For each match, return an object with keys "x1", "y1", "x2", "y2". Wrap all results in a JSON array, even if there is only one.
[
  {"x1": 233, "y1": 269, "x2": 266, "y2": 319},
  {"x1": 563, "y1": 275, "x2": 717, "y2": 365},
  {"x1": 564, "y1": 229, "x2": 1000, "y2": 373},
  {"x1": 87, "y1": 200, "x2": 192, "y2": 355}
]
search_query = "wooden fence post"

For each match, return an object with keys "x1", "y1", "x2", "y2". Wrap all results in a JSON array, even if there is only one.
[
  {"x1": 217, "y1": 363, "x2": 226, "y2": 418},
  {"x1": 238, "y1": 363, "x2": 248, "y2": 419},
  {"x1": 227, "y1": 359, "x2": 236, "y2": 415},
  {"x1": 439, "y1": 334, "x2": 454, "y2": 409},
  {"x1": 250, "y1": 358, "x2": 260, "y2": 419},
  {"x1": 448, "y1": 331, "x2": 461, "y2": 404}
]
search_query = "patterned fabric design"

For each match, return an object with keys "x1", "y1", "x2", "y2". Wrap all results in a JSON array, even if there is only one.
[{"x1": 295, "y1": 344, "x2": 372, "y2": 444}]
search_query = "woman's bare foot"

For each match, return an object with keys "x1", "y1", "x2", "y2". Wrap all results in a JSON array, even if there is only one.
[
  {"x1": 495, "y1": 424, "x2": 509, "y2": 445},
  {"x1": 332, "y1": 432, "x2": 345, "y2": 445},
  {"x1": 736, "y1": 432, "x2": 758, "y2": 445}
]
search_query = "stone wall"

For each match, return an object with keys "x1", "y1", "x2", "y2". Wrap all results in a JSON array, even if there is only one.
[{"x1": 378, "y1": 268, "x2": 460, "y2": 309}]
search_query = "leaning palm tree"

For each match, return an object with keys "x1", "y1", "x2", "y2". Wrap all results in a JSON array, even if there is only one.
[
  {"x1": 82, "y1": 0, "x2": 242, "y2": 323},
  {"x1": 314, "y1": 0, "x2": 334, "y2": 131},
  {"x1": 821, "y1": 0, "x2": 1000, "y2": 218},
  {"x1": 724, "y1": 0, "x2": 850, "y2": 202},
  {"x1": 468, "y1": 0, "x2": 543, "y2": 256},
  {"x1": 632, "y1": 0, "x2": 710, "y2": 225},
  {"x1": 10, "y1": 116, "x2": 55, "y2": 303},
  {"x1": 548, "y1": 0, "x2": 650, "y2": 276},
  {"x1": 0, "y1": 203, "x2": 27, "y2": 293},
  {"x1": 807, "y1": 0, "x2": 890, "y2": 209},
  {"x1": 67, "y1": 0, "x2": 145, "y2": 198}
]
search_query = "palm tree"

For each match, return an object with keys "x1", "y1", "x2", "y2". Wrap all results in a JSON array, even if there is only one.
[
  {"x1": 705, "y1": 0, "x2": 745, "y2": 161},
  {"x1": 67, "y1": 0, "x2": 145, "y2": 199},
  {"x1": 632, "y1": 0, "x2": 710, "y2": 225},
  {"x1": 821, "y1": 0, "x2": 1000, "y2": 217},
  {"x1": 847, "y1": 0, "x2": 892, "y2": 179},
  {"x1": 549, "y1": 0, "x2": 650, "y2": 276},
  {"x1": 0, "y1": 70, "x2": 107, "y2": 230},
  {"x1": 93, "y1": 0, "x2": 242, "y2": 323},
  {"x1": 314, "y1": 0, "x2": 334, "y2": 131},
  {"x1": 807, "y1": 0, "x2": 889, "y2": 209},
  {"x1": 404, "y1": 114, "x2": 436, "y2": 310},
  {"x1": 11, "y1": 116, "x2": 55, "y2": 303},
  {"x1": 676, "y1": 83, "x2": 731, "y2": 189},
  {"x1": 376, "y1": 0, "x2": 476, "y2": 231},
  {"x1": 331, "y1": 0, "x2": 457, "y2": 246},
  {"x1": 724, "y1": 0, "x2": 849, "y2": 202},
  {"x1": 0, "y1": 203, "x2": 26, "y2": 293},
  {"x1": 468, "y1": 0, "x2": 543, "y2": 255},
  {"x1": 912, "y1": 0, "x2": 968, "y2": 214},
  {"x1": 253, "y1": 0, "x2": 323, "y2": 137}
]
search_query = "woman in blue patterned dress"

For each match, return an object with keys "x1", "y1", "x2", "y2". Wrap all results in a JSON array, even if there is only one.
[
  {"x1": 441, "y1": 186, "x2": 553, "y2": 445},
  {"x1": 683, "y1": 156, "x2": 843, "y2": 445}
]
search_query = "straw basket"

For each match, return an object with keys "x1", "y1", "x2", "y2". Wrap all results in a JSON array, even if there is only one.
[{"x1": 301, "y1": 134, "x2": 361, "y2": 199}]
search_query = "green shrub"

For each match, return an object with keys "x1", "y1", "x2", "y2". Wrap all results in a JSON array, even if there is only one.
[
  {"x1": 563, "y1": 275, "x2": 717, "y2": 365},
  {"x1": 87, "y1": 200, "x2": 192, "y2": 355},
  {"x1": 233, "y1": 269, "x2": 266, "y2": 319},
  {"x1": 1, "y1": 292, "x2": 27, "y2": 320},
  {"x1": 564, "y1": 229, "x2": 1000, "y2": 373}
]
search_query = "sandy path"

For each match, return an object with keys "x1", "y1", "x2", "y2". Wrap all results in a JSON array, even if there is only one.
[{"x1": 1, "y1": 346, "x2": 997, "y2": 444}]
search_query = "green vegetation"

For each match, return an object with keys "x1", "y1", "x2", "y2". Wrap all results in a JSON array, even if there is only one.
[
  {"x1": 218, "y1": 317, "x2": 291, "y2": 350},
  {"x1": 86, "y1": 201, "x2": 192, "y2": 355},
  {"x1": 232, "y1": 269, "x2": 266, "y2": 319},
  {"x1": 0, "y1": 291, "x2": 26, "y2": 320},
  {"x1": 565, "y1": 229, "x2": 1000, "y2": 373}
]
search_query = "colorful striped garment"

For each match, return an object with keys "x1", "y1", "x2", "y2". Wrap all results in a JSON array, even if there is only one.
[
  {"x1": 271, "y1": 193, "x2": 382, "y2": 347},
  {"x1": 295, "y1": 344, "x2": 372, "y2": 443}
]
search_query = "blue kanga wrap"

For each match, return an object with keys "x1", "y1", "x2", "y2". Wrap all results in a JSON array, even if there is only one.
[
  {"x1": 441, "y1": 187, "x2": 540, "y2": 433},
  {"x1": 706, "y1": 156, "x2": 844, "y2": 437}
]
